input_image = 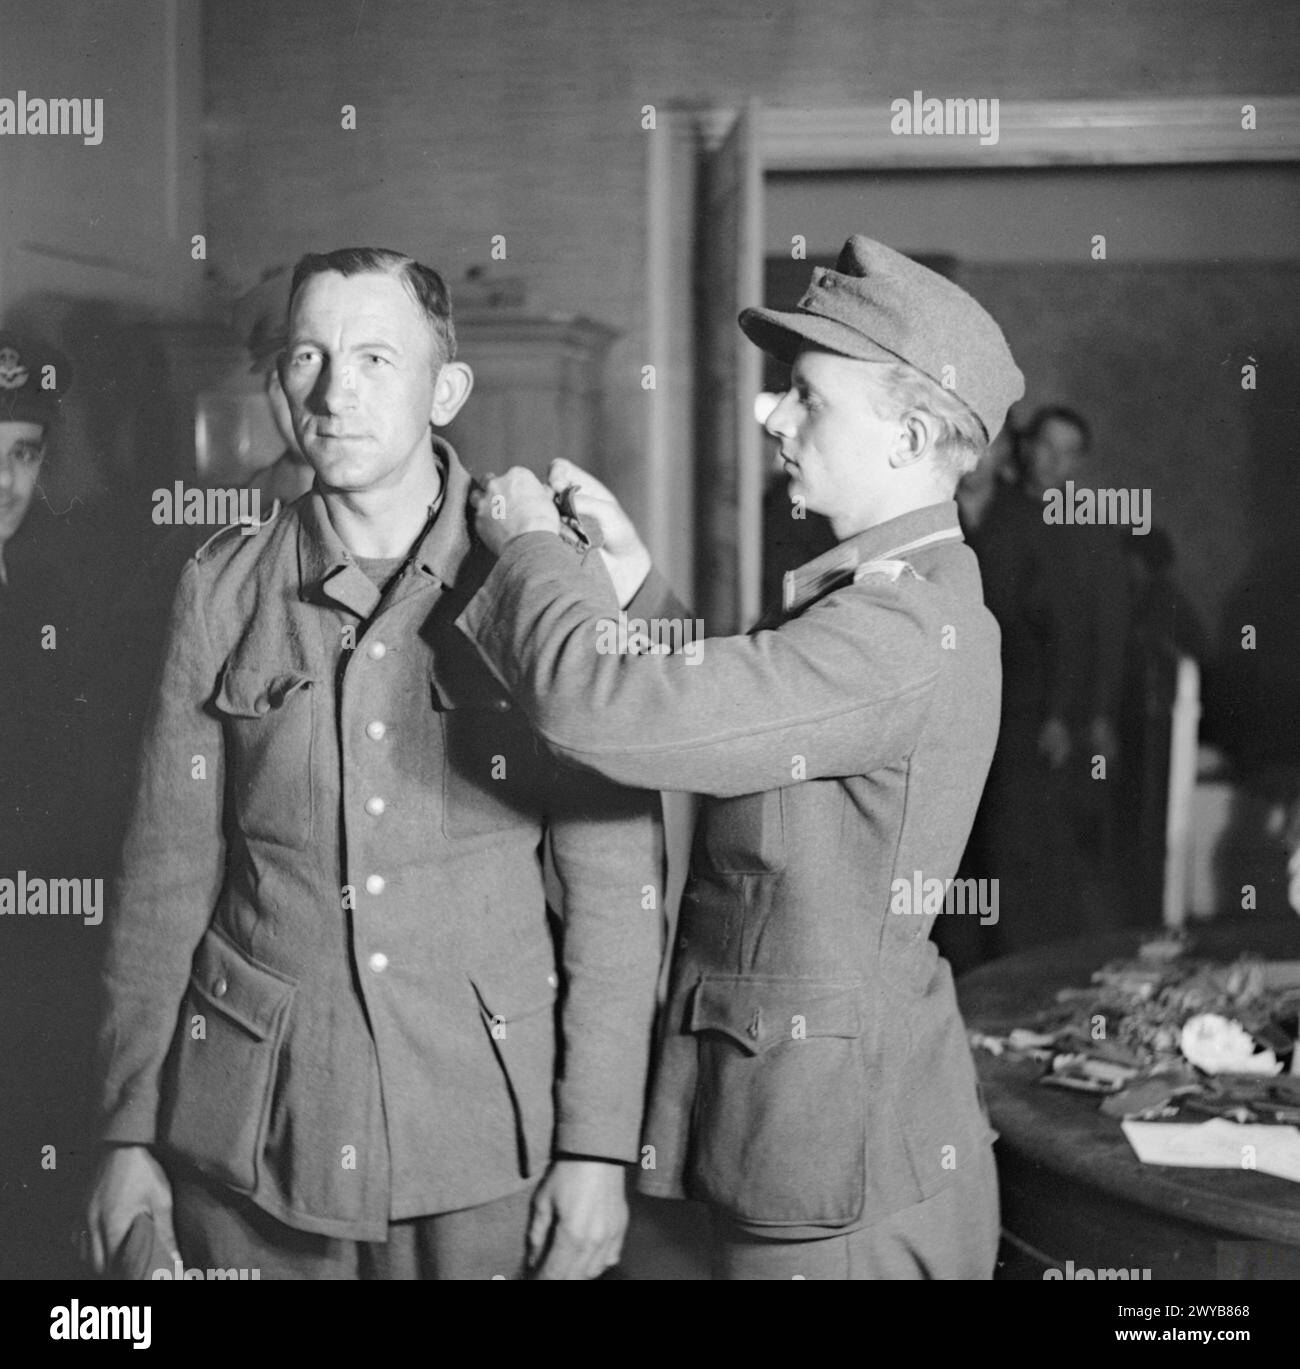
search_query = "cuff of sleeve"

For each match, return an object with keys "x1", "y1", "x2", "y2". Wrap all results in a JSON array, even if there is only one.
[
  {"x1": 98, "y1": 1093, "x2": 159, "y2": 1148},
  {"x1": 624, "y1": 565, "x2": 674, "y2": 622},
  {"x1": 554, "y1": 1111, "x2": 643, "y2": 1167}
]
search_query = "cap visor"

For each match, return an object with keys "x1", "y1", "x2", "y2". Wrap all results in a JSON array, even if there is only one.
[{"x1": 738, "y1": 306, "x2": 900, "y2": 367}]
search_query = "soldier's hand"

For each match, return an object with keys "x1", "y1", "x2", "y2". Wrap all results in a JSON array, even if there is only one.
[
  {"x1": 81, "y1": 1144, "x2": 178, "y2": 1275},
  {"x1": 1037, "y1": 716, "x2": 1071, "y2": 770},
  {"x1": 473, "y1": 467, "x2": 562, "y2": 556},
  {"x1": 548, "y1": 460, "x2": 651, "y2": 610},
  {"x1": 527, "y1": 1157, "x2": 628, "y2": 1280}
]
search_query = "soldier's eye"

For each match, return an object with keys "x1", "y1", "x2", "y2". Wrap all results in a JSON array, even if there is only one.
[{"x1": 12, "y1": 444, "x2": 43, "y2": 466}]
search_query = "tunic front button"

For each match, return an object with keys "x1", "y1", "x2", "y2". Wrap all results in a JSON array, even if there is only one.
[
  {"x1": 365, "y1": 796, "x2": 385, "y2": 816},
  {"x1": 366, "y1": 874, "x2": 385, "y2": 896},
  {"x1": 368, "y1": 952, "x2": 388, "y2": 974},
  {"x1": 367, "y1": 641, "x2": 387, "y2": 660},
  {"x1": 212, "y1": 976, "x2": 228, "y2": 997},
  {"x1": 366, "y1": 720, "x2": 386, "y2": 741}
]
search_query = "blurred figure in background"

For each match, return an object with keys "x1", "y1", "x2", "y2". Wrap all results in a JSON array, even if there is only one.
[
  {"x1": 1019, "y1": 406, "x2": 1131, "y2": 934},
  {"x1": 954, "y1": 420, "x2": 1017, "y2": 536},
  {"x1": 0, "y1": 331, "x2": 89, "y2": 865},
  {"x1": 953, "y1": 410, "x2": 1087, "y2": 959},
  {"x1": 232, "y1": 265, "x2": 314, "y2": 507},
  {"x1": 103, "y1": 268, "x2": 316, "y2": 776},
  {"x1": 0, "y1": 331, "x2": 115, "y2": 1277}
]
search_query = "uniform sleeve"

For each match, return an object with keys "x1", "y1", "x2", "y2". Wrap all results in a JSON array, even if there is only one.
[
  {"x1": 458, "y1": 533, "x2": 941, "y2": 796},
  {"x1": 94, "y1": 559, "x2": 226, "y2": 1145},
  {"x1": 545, "y1": 767, "x2": 666, "y2": 1164},
  {"x1": 623, "y1": 564, "x2": 692, "y2": 624}
]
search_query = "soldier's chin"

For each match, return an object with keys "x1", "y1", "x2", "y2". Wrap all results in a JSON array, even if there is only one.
[
  {"x1": 307, "y1": 460, "x2": 367, "y2": 492},
  {"x1": 788, "y1": 477, "x2": 825, "y2": 516}
]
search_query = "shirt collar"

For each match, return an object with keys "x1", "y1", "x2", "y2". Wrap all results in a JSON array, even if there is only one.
[
  {"x1": 782, "y1": 500, "x2": 965, "y2": 616},
  {"x1": 297, "y1": 434, "x2": 475, "y2": 609}
]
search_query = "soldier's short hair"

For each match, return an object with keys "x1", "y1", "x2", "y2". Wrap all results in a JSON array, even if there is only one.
[
  {"x1": 288, "y1": 247, "x2": 457, "y2": 369},
  {"x1": 861, "y1": 361, "x2": 987, "y2": 482}
]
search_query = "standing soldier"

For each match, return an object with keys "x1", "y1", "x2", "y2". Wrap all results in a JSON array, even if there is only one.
[
  {"x1": 463, "y1": 236, "x2": 1024, "y2": 1278},
  {"x1": 83, "y1": 248, "x2": 663, "y2": 1281}
]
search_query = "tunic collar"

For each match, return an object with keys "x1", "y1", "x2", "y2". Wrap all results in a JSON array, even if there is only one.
[
  {"x1": 782, "y1": 500, "x2": 965, "y2": 615},
  {"x1": 296, "y1": 434, "x2": 475, "y2": 614}
]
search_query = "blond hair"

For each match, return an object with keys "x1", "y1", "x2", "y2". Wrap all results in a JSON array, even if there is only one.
[{"x1": 861, "y1": 362, "x2": 987, "y2": 483}]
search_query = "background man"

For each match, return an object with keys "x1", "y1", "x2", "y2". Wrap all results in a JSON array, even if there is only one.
[
  {"x1": 1011, "y1": 405, "x2": 1130, "y2": 944},
  {"x1": 0, "y1": 332, "x2": 116, "y2": 1278},
  {"x1": 232, "y1": 265, "x2": 316, "y2": 507},
  {"x1": 84, "y1": 247, "x2": 663, "y2": 1280},
  {"x1": 460, "y1": 236, "x2": 1023, "y2": 1278},
  {"x1": 956, "y1": 409, "x2": 1087, "y2": 957}
]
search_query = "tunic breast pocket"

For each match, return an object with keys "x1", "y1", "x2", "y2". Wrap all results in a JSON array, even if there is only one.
[
  {"x1": 212, "y1": 665, "x2": 316, "y2": 850},
  {"x1": 701, "y1": 789, "x2": 786, "y2": 874},
  {"x1": 431, "y1": 676, "x2": 542, "y2": 840}
]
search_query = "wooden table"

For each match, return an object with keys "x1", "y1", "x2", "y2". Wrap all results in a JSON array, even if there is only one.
[{"x1": 958, "y1": 917, "x2": 1300, "y2": 1280}]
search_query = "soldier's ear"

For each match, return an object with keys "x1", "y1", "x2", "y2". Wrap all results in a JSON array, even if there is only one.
[
  {"x1": 889, "y1": 409, "x2": 933, "y2": 470},
  {"x1": 430, "y1": 361, "x2": 474, "y2": 427}
]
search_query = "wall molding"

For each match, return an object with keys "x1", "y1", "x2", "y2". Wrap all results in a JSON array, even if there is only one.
[{"x1": 699, "y1": 97, "x2": 1300, "y2": 169}]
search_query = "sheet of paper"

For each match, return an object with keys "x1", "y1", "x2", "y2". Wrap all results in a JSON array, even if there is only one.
[{"x1": 1122, "y1": 1119, "x2": 1300, "y2": 1183}]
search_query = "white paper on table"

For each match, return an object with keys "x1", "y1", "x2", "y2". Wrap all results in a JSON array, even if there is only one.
[{"x1": 1122, "y1": 1119, "x2": 1300, "y2": 1183}]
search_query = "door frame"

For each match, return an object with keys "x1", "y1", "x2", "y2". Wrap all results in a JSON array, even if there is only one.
[{"x1": 645, "y1": 96, "x2": 1300, "y2": 608}]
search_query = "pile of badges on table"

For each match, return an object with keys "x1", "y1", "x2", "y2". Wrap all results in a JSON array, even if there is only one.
[{"x1": 971, "y1": 936, "x2": 1300, "y2": 1126}]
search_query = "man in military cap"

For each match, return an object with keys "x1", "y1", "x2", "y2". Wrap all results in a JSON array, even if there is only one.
[
  {"x1": 0, "y1": 331, "x2": 112, "y2": 1278},
  {"x1": 0, "y1": 330, "x2": 87, "y2": 863},
  {"x1": 85, "y1": 248, "x2": 663, "y2": 1280},
  {"x1": 0, "y1": 332, "x2": 71, "y2": 588},
  {"x1": 461, "y1": 235, "x2": 1023, "y2": 1278}
]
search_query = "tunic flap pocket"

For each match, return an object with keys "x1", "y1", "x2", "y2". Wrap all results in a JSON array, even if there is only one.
[
  {"x1": 430, "y1": 679, "x2": 514, "y2": 715},
  {"x1": 214, "y1": 664, "x2": 315, "y2": 717},
  {"x1": 469, "y1": 944, "x2": 560, "y2": 1023},
  {"x1": 429, "y1": 658, "x2": 514, "y2": 713},
  {"x1": 190, "y1": 928, "x2": 296, "y2": 1040},
  {"x1": 689, "y1": 977, "x2": 862, "y2": 1056}
]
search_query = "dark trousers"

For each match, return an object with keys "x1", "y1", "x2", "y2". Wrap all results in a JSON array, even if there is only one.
[
  {"x1": 971, "y1": 714, "x2": 1087, "y2": 956},
  {"x1": 171, "y1": 1167, "x2": 536, "y2": 1280},
  {"x1": 709, "y1": 1142, "x2": 999, "y2": 1280}
]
